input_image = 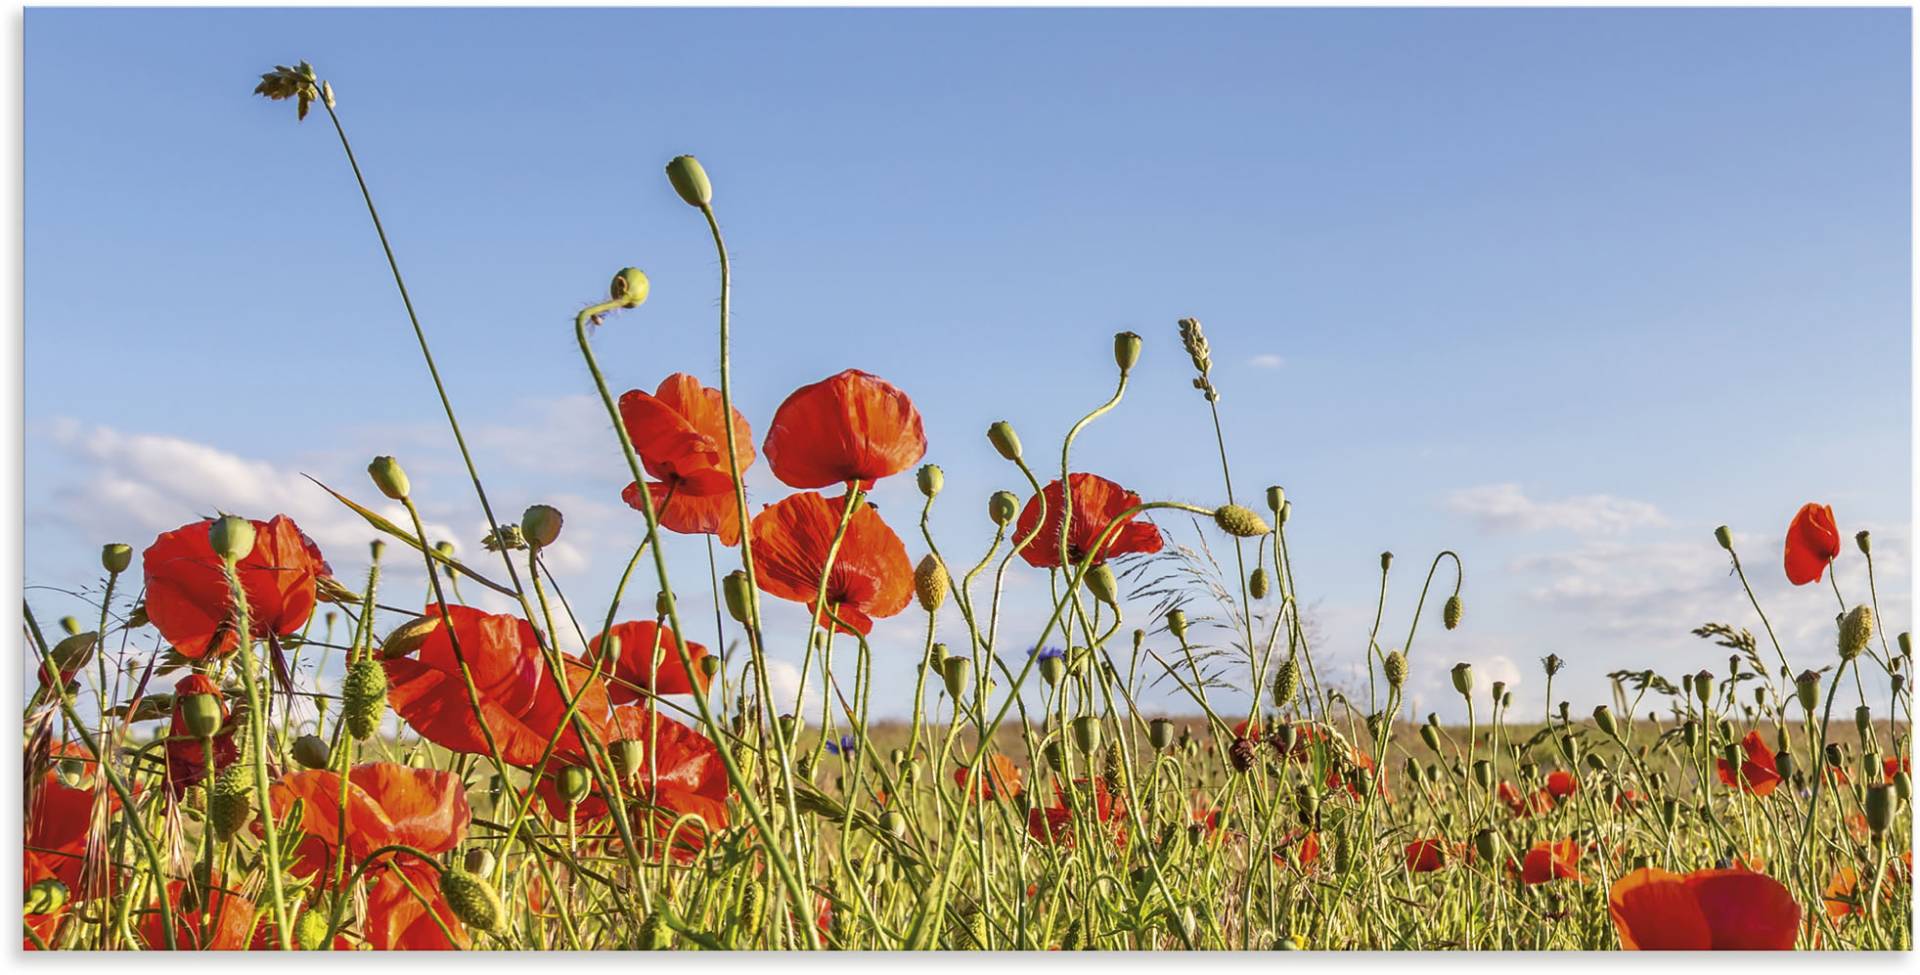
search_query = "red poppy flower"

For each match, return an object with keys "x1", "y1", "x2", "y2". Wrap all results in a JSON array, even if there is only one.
[
  {"x1": 164, "y1": 674, "x2": 239, "y2": 796},
  {"x1": 1499, "y1": 780, "x2": 1555, "y2": 818},
  {"x1": 616, "y1": 707, "x2": 732, "y2": 856},
  {"x1": 362, "y1": 859, "x2": 469, "y2": 950},
  {"x1": 136, "y1": 878, "x2": 259, "y2": 950},
  {"x1": 1544, "y1": 769, "x2": 1578, "y2": 800},
  {"x1": 1784, "y1": 502, "x2": 1840, "y2": 586},
  {"x1": 750, "y1": 492, "x2": 913, "y2": 636},
  {"x1": 25, "y1": 768, "x2": 113, "y2": 896},
  {"x1": 1614, "y1": 789, "x2": 1647, "y2": 810},
  {"x1": 1013, "y1": 474, "x2": 1164, "y2": 570},
  {"x1": 142, "y1": 514, "x2": 327, "y2": 659},
  {"x1": 384, "y1": 605, "x2": 611, "y2": 766},
  {"x1": 763, "y1": 369, "x2": 926, "y2": 489},
  {"x1": 1273, "y1": 830, "x2": 1321, "y2": 871},
  {"x1": 1405, "y1": 838, "x2": 1452, "y2": 872},
  {"x1": 1886, "y1": 755, "x2": 1910, "y2": 782},
  {"x1": 1521, "y1": 838, "x2": 1584, "y2": 885},
  {"x1": 954, "y1": 754, "x2": 1024, "y2": 802},
  {"x1": 1328, "y1": 750, "x2": 1391, "y2": 803},
  {"x1": 1027, "y1": 777, "x2": 1128, "y2": 848},
  {"x1": 1609, "y1": 867, "x2": 1800, "y2": 949},
  {"x1": 591, "y1": 620, "x2": 711, "y2": 701},
  {"x1": 267, "y1": 763, "x2": 471, "y2": 882},
  {"x1": 1715, "y1": 730, "x2": 1782, "y2": 796},
  {"x1": 618, "y1": 374, "x2": 754, "y2": 546}
]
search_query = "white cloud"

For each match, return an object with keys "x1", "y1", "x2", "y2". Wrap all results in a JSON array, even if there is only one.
[
  {"x1": 1445, "y1": 483, "x2": 1668, "y2": 536},
  {"x1": 1248, "y1": 354, "x2": 1286, "y2": 369},
  {"x1": 761, "y1": 658, "x2": 821, "y2": 718}
]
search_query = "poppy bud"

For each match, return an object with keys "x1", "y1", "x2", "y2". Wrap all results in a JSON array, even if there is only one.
[
  {"x1": 1773, "y1": 749, "x2": 1796, "y2": 781},
  {"x1": 442, "y1": 869, "x2": 506, "y2": 935},
  {"x1": 1450, "y1": 662, "x2": 1474, "y2": 698},
  {"x1": 1682, "y1": 720, "x2": 1699, "y2": 748},
  {"x1": 208, "y1": 763, "x2": 255, "y2": 840},
  {"x1": 1795, "y1": 670, "x2": 1823, "y2": 713},
  {"x1": 367, "y1": 456, "x2": 411, "y2": 501},
  {"x1": 986, "y1": 421, "x2": 1022, "y2": 462},
  {"x1": 1442, "y1": 595, "x2": 1463, "y2": 631},
  {"x1": 1039, "y1": 653, "x2": 1066, "y2": 687},
  {"x1": 208, "y1": 514, "x2": 257, "y2": 564},
  {"x1": 1278, "y1": 500, "x2": 1293, "y2": 526},
  {"x1": 1902, "y1": 632, "x2": 1912, "y2": 659},
  {"x1": 1558, "y1": 735, "x2": 1579, "y2": 765},
  {"x1": 1383, "y1": 650, "x2": 1408, "y2": 690},
  {"x1": 25, "y1": 878, "x2": 68, "y2": 916},
  {"x1": 1472, "y1": 760, "x2": 1493, "y2": 790},
  {"x1": 101, "y1": 542, "x2": 132, "y2": 574},
  {"x1": 1693, "y1": 670, "x2": 1715, "y2": 705},
  {"x1": 1071, "y1": 716, "x2": 1101, "y2": 755},
  {"x1": 929, "y1": 642, "x2": 949, "y2": 664},
  {"x1": 709, "y1": 570, "x2": 749, "y2": 625},
  {"x1": 343, "y1": 657, "x2": 388, "y2": 740},
  {"x1": 988, "y1": 490, "x2": 1019, "y2": 526},
  {"x1": 1113, "y1": 331, "x2": 1143, "y2": 373},
  {"x1": 181, "y1": 690, "x2": 224, "y2": 739},
  {"x1": 914, "y1": 554, "x2": 949, "y2": 613},
  {"x1": 58, "y1": 615, "x2": 80, "y2": 636},
  {"x1": 1856, "y1": 529, "x2": 1872, "y2": 555},
  {"x1": 1704, "y1": 525, "x2": 1732, "y2": 552},
  {"x1": 1167, "y1": 609, "x2": 1189, "y2": 643},
  {"x1": 521, "y1": 504, "x2": 564, "y2": 549},
  {"x1": 1866, "y1": 784, "x2": 1894, "y2": 834},
  {"x1": 1274, "y1": 721, "x2": 1298, "y2": 754},
  {"x1": 1084, "y1": 563, "x2": 1120, "y2": 608},
  {"x1": 1214, "y1": 504, "x2": 1271, "y2": 538},
  {"x1": 1272, "y1": 658, "x2": 1300, "y2": 708},
  {"x1": 1472, "y1": 828, "x2": 1500, "y2": 865},
  {"x1": 1419, "y1": 723, "x2": 1441, "y2": 754},
  {"x1": 880, "y1": 809, "x2": 908, "y2": 839},
  {"x1": 1840, "y1": 605, "x2": 1874, "y2": 662},
  {"x1": 1043, "y1": 740, "x2": 1068, "y2": 772},
  {"x1": 1897, "y1": 771, "x2": 1912, "y2": 802},
  {"x1": 1149, "y1": 717, "x2": 1174, "y2": 751},
  {"x1": 1856, "y1": 705, "x2": 1875, "y2": 745},
  {"x1": 291, "y1": 734, "x2": 331, "y2": 770},
  {"x1": 1491, "y1": 680, "x2": 1507, "y2": 704},
  {"x1": 1659, "y1": 798, "x2": 1680, "y2": 829},
  {"x1": 613, "y1": 739, "x2": 646, "y2": 780},
  {"x1": 917, "y1": 464, "x2": 944, "y2": 499},
  {"x1": 558, "y1": 766, "x2": 592, "y2": 805},
  {"x1": 664, "y1": 154, "x2": 712, "y2": 208},
  {"x1": 779, "y1": 714, "x2": 804, "y2": 747},
  {"x1": 699, "y1": 654, "x2": 721, "y2": 681},
  {"x1": 941, "y1": 656, "x2": 973, "y2": 701},
  {"x1": 1826, "y1": 743, "x2": 1845, "y2": 768},
  {"x1": 610, "y1": 267, "x2": 650, "y2": 308}
]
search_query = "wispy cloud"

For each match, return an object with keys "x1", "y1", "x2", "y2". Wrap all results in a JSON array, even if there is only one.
[
  {"x1": 1445, "y1": 483, "x2": 1668, "y2": 536},
  {"x1": 1248, "y1": 353, "x2": 1285, "y2": 369}
]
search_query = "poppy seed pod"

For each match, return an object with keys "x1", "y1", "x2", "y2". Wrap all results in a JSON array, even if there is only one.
[
  {"x1": 1113, "y1": 331, "x2": 1143, "y2": 373},
  {"x1": 1383, "y1": 650, "x2": 1408, "y2": 690},
  {"x1": 1442, "y1": 595, "x2": 1463, "y2": 631},
  {"x1": 988, "y1": 490, "x2": 1019, "y2": 526},
  {"x1": 1084, "y1": 563, "x2": 1120, "y2": 608},
  {"x1": 441, "y1": 869, "x2": 506, "y2": 935},
  {"x1": 1039, "y1": 653, "x2": 1066, "y2": 687},
  {"x1": 1148, "y1": 717, "x2": 1174, "y2": 751},
  {"x1": 1840, "y1": 605, "x2": 1874, "y2": 661},
  {"x1": 1419, "y1": 723, "x2": 1441, "y2": 754},
  {"x1": 1682, "y1": 719, "x2": 1699, "y2": 748},
  {"x1": 1857, "y1": 529, "x2": 1872, "y2": 555},
  {"x1": 367, "y1": 456, "x2": 411, "y2": 501},
  {"x1": 342, "y1": 657, "x2": 388, "y2": 740},
  {"x1": 664, "y1": 155, "x2": 712, "y2": 208},
  {"x1": 1450, "y1": 662, "x2": 1474, "y2": 698},
  {"x1": 208, "y1": 514, "x2": 257, "y2": 564},
  {"x1": 1166, "y1": 609, "x2": 1189, "y2": 642},
  {"x1": 1714, "y1": 525, "x2": 1734, "y2": 551},
  {"x1": 1491, "y1": 680, "x2": 1506, "y2": 704},
  {"x1": 941, "y1": 656, "x2": 973, "y2": 701},
  {"x1": 1071, "y1": 716, "x2": 1102, "y2": 755},
  {"x1": 558, "y1": 766, "x2": 592, "y2": 805},
  {"x1": 1693, "y1": 670, "x2": 1715, "y2": 705},
  {"x1": 1902, "y1": 632, "x2": 1913, "y2": 659},
  {"x1": 917, "y1": 464, "x2": 944, "y2": 499},
  {"x1": 699, "y1": 654, "x2": 722, "y2": 680},
  {"x1": 1543, "y1": 653, "x2": 1563, "y2": 677},
  {"x1": 1272, "y1": 658, "x2": 1300, "y2": 708},
  {"x1": 1214, "y1": 504, "x2": 1271, "y2": 538},
  {"x1": 520, "y1": 504, "x2": 563, "y2": 549},
  {"x1": 606, "y1": 266, "x2": 651, "y2": 309},
  {"x1": 291, "y1": 734, "x2": 331, "y2": 770},
  {"x1": 181, "y1": 691, "x2": 224, "y2": 739},
  {"x1": 1472, "y1": 828, "x2": 1500, "y2": 865},
  {"x1": 1265, "y1": 485, "x2": 1286, "y2": 514},
  {"x1": 1795, "y1": 670, "x2": 1823, "y2": 713},
  {"x1": 986, "y1": 421, "x2": 1022, "y2": 462},
  {"x1": 1593, "y1": 705, "x2": 1618, "y2": 739},
  {"x1": 914, "y1": 554, "x2": 948, "y2": 613},
  {"x1": 1249, "y1": 566, "x2": 1269, "y2": 599},
  {"x1": 612, "y1": 739, "x2": 647, "y2": 781},
  {"x1": 101, "y1": 542, "x2": 132, "y2": 574}
]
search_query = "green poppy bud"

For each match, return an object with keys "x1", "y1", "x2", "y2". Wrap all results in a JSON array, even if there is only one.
[
  {"x1": 986, "y1": 421, "x2": 1022, "y2": 462},
  {"x1": 558, "y1": 766, "x2": 592, "y2": 805},
  {"x1": 208, "y1": 514, "x2": 256, "y2": 564},
  {"x1": 699, "y1": 654, "x2": 722, "y2": 681},
  {"x1": 1071, "y1": 715, "x2": 1101, "y2": 755},
  {"x1": 25, "y1": 878, "x2": 69, "y2": 916},
  {"x1": 1840, "y1": 605, "x2": 1874, "y2": 662},
  {"x1": 881, "y1": 809, "x2": 908, "y2": 839},
  {"x1": 1714, "y1": 525, "x2": 1733, "y2": 550},
  {"x1": 441, "y1": 869, "x2": 506, "y2": 935},
  {"x1": 988, "y1": 490, "x2": 1019, "y2": 526},
  {"x1": 1214, "y1": 504, "x2": 1271, "y2": 538},
  {"x1": 1856, "y1": 705, "x2": 1875, "y2": 746},
  {"x1": 208, "y1": 763, "x2": 255, "y2": 840},
  {"x1": 1896, "y1": 771, "x2": 1912, "y2": 802},
  {"x1": 58, "y1": 616, "x2": 79, "y2": 636},
  {"x1": 101, "y1": 543, "x2": 132, "y2": 574},
  {"x1": 521, "y1": 504, "x2": 563, "y2": 549},
  {"x1": 1866, "y1": 784, "x2": 1893, "y2": 835},
  {"x1": 1593, "y1": 705, "x2": 1618, "y2": 739},
  {"x1": 1039, "y1": 653, "x2": 1066, "y2": 687},
  {"x1": 719, "y1": 570, "x2": 753, "y2": 624},
  {"x1": 1558, "y1": 735, "x2": 1579, "y2": 766},
  {"x1": 1857, "y1": 529, "x2": 1872, "y2": 555},
  {"x1": 1380, "y1": 551, "x2": 1394, "y2": 573},
  {"x1": 1472, "y1": 828, "x2": 1500, "y2": 865},
  {"x1": 1272, "y1": 658, "x2": 1300, "y2": 708},
  {"x1": 609, "y1": 266, "x2": 650, "y2": 308},
  {"x1": 367, "y1": 455, "x2": 411, "y2": 501},
  {"x1": 1148, "y1": 717, "x2": 1174, "y2": 751},
  {"x1": 1826, "y1": 743, "x2": 1846, "y2": 768},
  {"x1": 1472, "y1": 759, "x2": 1493, "y2": 790},
  {"x1": 1166, "y1": 609, "x2": 1188, "y2": 642},
  {"x1": 1084, "y1": 563, "x2": 1120, "y2": 608},
  {"x1": 613, "y1": 739, "x2": 646, "y2": 780},
  {"x1": 664, "y1": 154, "x2": 712, "y2": 208},
  {"x1": 1682, "y1": 719, "x2": 1699, "y2": 748},
  {"x1": 291, "y1": 734, "x2": 331, "y2": 770},
  {"x1": 917, "y1": 464, "x2": 944, "y2": 499},
  {"x1": 1450, "y1": 662, "x2": 1474, "y2": 698},
  {"x1": 1419, "y1": 723, "x2": 1441, "y2": 754},
  {"x1": 941, "y1": 656, "x2": 973, "y2": 701},
  {"x1": 1277, "y1": 500, "x2": 1292, "y2": 526},
  {"x1": 181, "y1": 691, "x2": 224, "y2": 739},
  {"x1": 1113, "y1": 331, "x2": 1143, "y2": 373},
  {"x1": 1774, "y1": 749, "x2": 1796, "y2": 781},
  {"x1": 1274, "y1": 721, "x2": 1298, "y2": 755},
  {"x1": 1442, "y1": 594, "x2": 1463, "y2": 631}
]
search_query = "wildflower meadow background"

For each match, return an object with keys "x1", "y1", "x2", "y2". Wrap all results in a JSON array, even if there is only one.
[{"x1": 19, "y1": 7, "x2": 1914, "y2": 953}]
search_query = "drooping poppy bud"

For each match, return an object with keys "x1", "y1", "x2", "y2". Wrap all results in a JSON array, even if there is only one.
[
  {"x1": 723, "y1": 570, "x2": 753, "y2": 624},
  {"x1": 1593, "y1": 705, "x2": 1618, "y2": 739},
  {"x1": 1442, "y1": 595, "x2": 1463, "y2": 631},
  {"x1": 986, "y1": 421, "x2": 1022, "y2": 462},
  {"x1": 291, "y1": 734, "x2": 331, "y2": 770},
  {"x1": 610, "y1": 267, "x2": 650, "y2": 308},
  {"x1": 1419, "y1": 723, "x2": 1441, "y2": 754},
  {"x1": 368, "y1": 456, "x2": 411, "y2": 501},
  {"x1": 612, "y1": 739, "x2": 646, "y2": 780},
  {"x1": 1214, "y1": 504, "x2": 1270, "y2": 538},
  {"x1": 1840, "y1": 605, "x2": 1874, "y2": 662},
  {"x1": 664, "y1": 155, "x2": 712, "y2": 208},
  {"x1": 1084, "y1": 563, "x2": 1120, "y2": 608},
  {"x1": 208, "y1": 514, "x2": 257, "y2": 564},
  {"x1": 1249, "y1": 566, "x2": 1269, "y2": 599}
]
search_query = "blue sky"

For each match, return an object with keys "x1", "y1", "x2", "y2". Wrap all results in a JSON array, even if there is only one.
[{"x1": 25, "y1": 8, "x2": 1912, "y2": 723}]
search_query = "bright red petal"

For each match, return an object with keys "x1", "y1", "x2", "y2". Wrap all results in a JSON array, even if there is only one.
[
  {"x1": 1686, "y1": 868, "x2": 1801, "y2": 949},
  {"x1": 763, "y1": 370, "x2": 926, "y2": 489}
]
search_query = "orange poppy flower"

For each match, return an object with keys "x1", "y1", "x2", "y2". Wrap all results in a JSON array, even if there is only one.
[
  {"x1": 750, "y1": 492, "x2": 913, "y2": 636},
  {"x1": 618, "y1": 373, "x2": 754, "y2": 546},
  {"x1": 763, "y1": 369, "x2": 927, "y2": 489},
  {"x1": 1784, "y1": 502, "x2": 1840, "y2": 586},
  {"x1": 1715, "y1": 730, "x2": 1782, "y2": 796},
  {"x1": 1013, "y1": 474, "x2": 1164, "y2": 570},
  {"x1": 267, "y1": 763, "x2": 471, "y2": 882},
  {"x1": 25, "y1": 768, "x2": 113, "y2": 897},
  {"x1": 1824, "y1": 861, "x2": 1907, "y2": 920},
  {"x1": 164, "y1": 674, "x2": 238, "y2": 796},
  {"x1": 1544, "y1": 769, "x2": 1578, "y2": 800},
  {"x1": 1405, "y1": 838, "x2": 1452, "y2": 872},
  {"x1": 136, "y1": 878, "x2": 260, "y2": 950},
  {"x1": 591, "y1": 620, "x2": 711, "y2": 701},
  {"x1": 383, "y1": 605, "x2": 611, "y2": 766},
  {"x1": 615, "y1": 707, "x2": 732, "y2": 856},
  {"x1": 1499, "y1": 780, "x2": 1555, "y2": 818},
  {"x1": 1328, "y1": 750, "x2": 1391, "y2": 803},
  {"x1": 1273, "y1": 830, "x2": 1322, "y2": 870},
  {"x1": 1613, "y1": 789, "x2": 1647, "y2": 810},
  {"x1": 1520, "y1": 838, "x2": 1584, "y2": 885},
  {"x1": 953, "y1": 754, "x2": 1024, "y2": 802},
  {"x1": 1609, "y1": 867, "x2": 1800, "y2": 949},
  {"x1": 141, "y1": 514, "x2": 327, "y2": 659},
  {"x1": 362, "y1": 859, "x2": 469, "y2": 950}
]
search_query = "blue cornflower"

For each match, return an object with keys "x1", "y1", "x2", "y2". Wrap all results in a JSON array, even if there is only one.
[
  {"x1": 1030, "y1": 646, "x2": 1067, "y2": 661},
  {"x1": 825, "y1": 733, "x2": 858, "y2": 757}
]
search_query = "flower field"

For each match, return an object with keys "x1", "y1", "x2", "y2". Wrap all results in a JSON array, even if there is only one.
[{"x1": 18, "y1": 62, "x2": 1913, "y2": 952}]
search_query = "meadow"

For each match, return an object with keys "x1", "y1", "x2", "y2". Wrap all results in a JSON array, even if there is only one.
[{"x1": 19, "y1": 61, "x2": 1913, "y2": 952}]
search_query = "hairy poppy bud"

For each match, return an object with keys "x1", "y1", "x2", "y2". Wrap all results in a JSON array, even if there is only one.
[
  {"x1": 291, "y1": 734, "x2": 331, "y2": 770},
  {"x1": 917, "y1": 464, "x2": 944, "y2": 499},
  {"x1": 342, "y1": 657, "x2": 388, "y2": 740},
  {"x1": 1840, "y1": 605, "x2": 1873, "y2": 662},
  {"x1": 1593, "y1": 705, "x2": 1618, "y2": 739},
  {"x1": 1450, "y1": 662, "x2": 1474, "y2": 698},
  {"x1": 558, "y1": 766, "x2": 592, "y2": 805},
  {"x1": 1249, "y1": 566, "x2": 1270, "y2": 599},
  {"x1": 1214, "y1": 504, "x2": 1270, "y2": 538},
  {"x1": 665, "y1": 154, "x2": 712, "y2": 208},
  {"x1": 1383, "y1": 650, "x2": 1408, "y2": 690},
  {"x1": 101, "y1": 542, "x2": 132, "y2": 574},
  {"x1": 610, "y1": 267, "x2": 650, "y2": 308},
  {"x1": 442, "y1": 869, "x2": 506, "y2": 934},
  {"x1": 521, "y1": 504, "x2": 563, "y2": 549},
  {"x1": 1071, "y1": 715, "x2": 1101, "y2": 755},
  {"x1": 367, "y1": 456, "x2": 411, "y2": 501},
  {"x1": 1272, "y1": 658, "x2": 1300, "y2": 708},
  {"x1": 986, "y1": 421, "x2": 1022, "y2": 462},
  {"x1": 208, "y1": 514, "x2": 256, "y2": 564},
  {"x1": 1714, "y1": 525, "x2": 1734, "y2": 551},
  {"x1": 988, "y1": 490, "x2": 1019, "y2": 526},
  {"x1": 1113, "y1": 331, "x2": 1143, "y2": 373},
  {"x1": 1148, "y1": 717, "x2": 1174, "y2": 751},
  {"x1": 1084, "y1": 563, "x2": 1120, "y2": 608},
  {"x1": 1166, "y1": 609, "x2": 1189, "y2": 642},
  {"x1": 208, "y1": 763, "x2": 254, "y2": 840},
  {"x1": 915, "y1": 554, "x2": 948, "y2": 613},
  {"x1": 941, "y1": 656, "x2": 973, "y2": 701},
  {"x1": 181, "y1": 690, "x2": 224, "y2": 739},
  {"x1": 1442, "y1": 595, "x2": 1463, "y2": 631},
  {"x1": 613, "y1": 739, "x2": 646, "y2": 780}
]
